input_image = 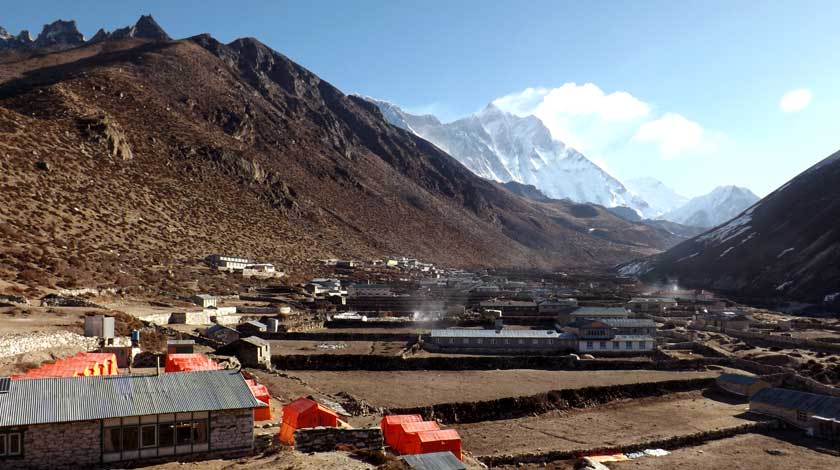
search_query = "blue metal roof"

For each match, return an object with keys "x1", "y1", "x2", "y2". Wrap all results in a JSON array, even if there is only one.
[
  {"x1": 0, "y1": 370, "x2": 265, "y2": 427},
  {"x1": 429, "y1": 329, "x2": 574, "y2": 339},
  {"x1": 751, "y1": 387, "x2": 840, "y2": 420},
  {"x1": 718, "y1": 373, "x2": 762, "y2": 385}
]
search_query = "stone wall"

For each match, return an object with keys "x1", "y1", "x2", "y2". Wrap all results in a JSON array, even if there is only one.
[
  {"x1": 210, "y1": 409, "x2": 254, "y2": 451},
  {"x1": 272, "y1": 353, "x2": 721, "y2": 371},
  {"x1": 293, "y1": 427, "x2": 383, "y2": 453},
  {"x1": 0, "y1": 331, "x2": 99, "y2": 359},
  {"x1": 4, "y1": 420, "x2": 100, "y2": 470},
  {"x1": 724, "y1": 328, "x2": 840, "y2": 354}
]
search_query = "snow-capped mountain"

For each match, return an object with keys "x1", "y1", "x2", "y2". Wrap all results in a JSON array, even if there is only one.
[
  {"x1": 663, "y1": 186, "x2": 759, "y2": 228},
  {"x1": 363, "y1": 97, "x2": 653, "y2": 216},
  {"x1": 625, "y1": 177, "x2": 688, "y2": 217}
]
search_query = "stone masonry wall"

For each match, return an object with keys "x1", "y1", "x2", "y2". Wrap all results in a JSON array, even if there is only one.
[
  {"x1": 211, "y1": 409, "x2": 254, "y2": 451},
  {"x1": 293, "y1": 427, "x2": 383, "y2": 453},
  {"x1": 4, "y1": 420, "x2": 100, "y2": 470}
]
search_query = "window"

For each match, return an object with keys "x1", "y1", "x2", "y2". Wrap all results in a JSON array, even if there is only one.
[
  {"x1": 626, "y1": 341, "x2": 633, "y2": 349},
  {"x1": 176, "y1": 422, "x2": 193, "y2": 445},
  {"x1": 797, "y1": 411, "x2": 808, "y2": 422},
  {"x1": 7, "y1": 433, "x2": 20, "y2": 456},
  {"x1": 518, "y1": 339, "x2": 524, "y2": 344},
  {"x1": 104, "y1": 427, "x2": 122, "y2": 453},
  {"x1": 159, "y1": 423, "x2": 175, "y2": 447},
  {"x1": 0, "y1": 434, "x2": 5, "y2": 456},
  {"x1": 532, "y1": 339, "x2": 539, "y2": 345},
  {"x1": 476, "y1": 338, "x2": 483, "y2": 344},
  {"x1": 448, "y1": 338, "x2": 453, "y2": 344},
  {"x1": 141, "y1": 425, "x2": 157, "y2": 448},
  {"x1": 599, "y1": 341, "x2": 607, "y2": 349},
  {"x1": 122, "y1": 426, "x2": 140, "y2": 451},
  {"x1": 102, "y1": 413, "x2": 210, "y2": 460},
  {"x1": 586, "y1": 341, "x2": 593, "y2": 349},
  {"x1": 463, "y1": 338, "x2": 470, "y2": 345}
]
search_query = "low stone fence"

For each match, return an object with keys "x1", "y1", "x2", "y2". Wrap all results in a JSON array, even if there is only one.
[
  {"x1": 479, "y1": 420, "x2": 777, "y2": 466},
  {"x1": 0, "y1": 331, "x2": 99, "y2": 359},
  {"x1": 293, "y1": 427, "x2": 383, "y2": 453},
  {"x1": 389, "y1": 377, "x2": 716, "y2": 424},
  {"x1": 724, "y1": 328, "x2": 840, "y2": 354},
  {"x1": 272, "y1": 353, "x2": 722, "y2": 371}
]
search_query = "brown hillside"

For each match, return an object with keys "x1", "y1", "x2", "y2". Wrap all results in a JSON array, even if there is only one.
[{"x1": 0, "y1": 31, "x2": 672, "y2": 290}]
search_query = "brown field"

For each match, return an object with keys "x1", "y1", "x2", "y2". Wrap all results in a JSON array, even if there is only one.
[
  {"x1": 282, "y1": 370, "x2": 718, "y2": 408},
  {"x1": 457, "y1": 391, "x2": 756, "y2": 458},
  {"x1": 268, "y1": 340, "x2": 407, "y2": 356}
]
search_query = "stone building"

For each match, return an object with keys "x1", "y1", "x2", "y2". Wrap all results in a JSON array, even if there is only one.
[
  {"x1": 0, "y1": 370, "x2": 264, "y2": 469},
  {"x1": 204, "y1": 324, "x2": 241, "y2": 346},
  {"x1": 217, "y1": 337, "x2": 271, "y2": 369},
  {"x1": 627, "y1": 297, "x2": 677, "y2": 313},
  {"x1": 716, "y1": 373, "x2": 769, "y2": 398},
  {"x1": 425, "y1": 329, "x2": 577, "y2": 354},
  {"x1": 191, "y1": 294, "x2": 218, "y2": 309}
]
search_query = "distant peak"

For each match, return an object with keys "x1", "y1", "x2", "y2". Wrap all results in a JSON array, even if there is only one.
[
  {"x1": 34, "y1": 19, "x2": 84, "y2": 48},
  {"x1": 133, "y1": 14, "x2": 170, "y2": 40},
  {"x1": 0, "y1": 26, "x2": 11, "y2": 40}
]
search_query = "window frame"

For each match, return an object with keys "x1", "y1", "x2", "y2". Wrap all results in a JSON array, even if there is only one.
[{"x1": 0, "y1": 430, "x2": 24, "y2": 459}]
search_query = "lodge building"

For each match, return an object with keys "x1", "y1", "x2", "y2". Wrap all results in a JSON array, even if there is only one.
[{"x1": 0, "y1": 370, "x2": 265, "y2": 469}]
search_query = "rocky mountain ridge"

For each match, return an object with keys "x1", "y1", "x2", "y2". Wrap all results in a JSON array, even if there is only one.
[
  {"x1": 621, "y1": 150, "x2": 840, "y2": 303},
  {"x1": 0, "y1": 15, "x2": 169, "y2": 52},
  {"x1": 0, "y1": 16, "x2": 675, "y2": 290}
]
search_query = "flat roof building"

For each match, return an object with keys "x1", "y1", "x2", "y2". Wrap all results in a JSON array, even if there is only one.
[{"x1": 750, "y1": 387, "x2": 840, "y2": 441}]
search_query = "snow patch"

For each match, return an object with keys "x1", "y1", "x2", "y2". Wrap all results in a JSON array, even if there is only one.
[
  {"x1": 777, "y1": 247, "x2": 795, "y2": 259},
  {"x1": 776, "y1": 281, "x2": 793, "y2": 291},
  {"x1": 719, "y1": 247, "x2": 735, "y2": 258},
  {"x1": 825, "y1": 292, "x2": 840, "y2": 303},
  {"x1": 676, "y1": 252, "x2": 700, "y2": 263}
]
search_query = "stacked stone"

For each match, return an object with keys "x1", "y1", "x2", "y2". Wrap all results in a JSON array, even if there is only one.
[
  {"x1": 210, "y1": 409, "x2": 255, "y2": 451},
  {"x1": 293, "y1": 427, "x2": 384, "y2": 453}
]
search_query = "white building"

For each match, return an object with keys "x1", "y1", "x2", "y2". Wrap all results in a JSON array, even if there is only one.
[
  {"x1": 192, "y1": 294, "x2": 218, "y2": 309},
  {"x1": 206, "y1": 254, "x2": 251, "y2": 271},
  {"x1": 578, "y1": 335, "x2": 655, "y2": 353}
]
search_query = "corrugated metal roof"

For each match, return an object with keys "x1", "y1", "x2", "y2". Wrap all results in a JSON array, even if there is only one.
[
  {"x1": 570, "y1": 307, "x2": 629, "y2": 317},
  {"x1": 240, "y1": 336, "x2": 269, "y2": 346},
  {"x1": 718, "y1": 373, "x2": 761, "y2": 385},
  {"x1": 629, "y1": 297, "x2": 676, "y2": 303},
  {"x1": 429, "y1": 329, "x2": 574, "y2": 339},
  {"x1": 0, "y1": 370, "x2": 264, "y2": 427},
  {"x1": 403, "y1": 451, "x2": 466, "y2": 470},
  {"x1": 612, "y1": 335, "x2": 655, "y2": 341},
  {"x1": 751, "y1": 387, "x2": 840, "y2": 420},
  {"x1": 602, "y1": 318, "x2": 657, "y2": 328}
]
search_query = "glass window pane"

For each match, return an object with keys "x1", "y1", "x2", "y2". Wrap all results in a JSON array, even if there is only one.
[
  {"x1": 176, "y1": 422, "x2": 193, "y2": 445},
  {"x1": 104, "y1": 427, "x2": 121, "y2": 453},
  {"x1": 123, "y1": 426, "x2": 140, "y2": 451},
  {"x1": 193, "y1": 420, "x2": 208, "y2": 444},
  {"x1": 159, "y1": 423, "x2": 175, "y2": 447},
  {"x1": 0, "y1": 434, "x2": 7, "y2": 456},
  {"x1": 9, "y1": 433, "x2": 21, "y2": 456},
  {"x1": 141, "y1": 425, "x2": 157, "y2": 448}
]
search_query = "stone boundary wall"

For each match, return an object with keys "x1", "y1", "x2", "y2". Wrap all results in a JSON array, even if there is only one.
[
  {"x1": 724, "y1": 328, "x2": 840, "y2": 354},
  {"x1": 388, "y1": 377, "x2": 716, "y2": 424},
  {"x1": 478, "y1": 421, "x2": 777, "y2": 466},
  {"x1": 271, "y1": 353, "x2": 722, "y2": 371},
  {"x1": 293, "y1": 427, "x2": 383, "y2": 453}
]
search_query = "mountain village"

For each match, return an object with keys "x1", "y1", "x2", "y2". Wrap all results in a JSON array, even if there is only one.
[{"x1": 1, "y1": 11, "x2": 839, "y2": 470}]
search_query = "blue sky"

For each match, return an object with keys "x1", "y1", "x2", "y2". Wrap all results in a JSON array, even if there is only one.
[{"x1": 4, "y1": 1, "x2": 839, "y2": 197}]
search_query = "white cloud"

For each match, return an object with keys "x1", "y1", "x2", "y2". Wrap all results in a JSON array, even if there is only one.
[
  {"x1": 493, "y1": 83, "x2": 721, "y2": 160},
  {"x1": 493, "y1": 83, "x2": 651, "y2": 153},
  {"x1": 632, "y1": 113, "x2": 709, "y2": 158},
  {"x1": 779, "y1": 88, "x2": 812, "y2": 112}
]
